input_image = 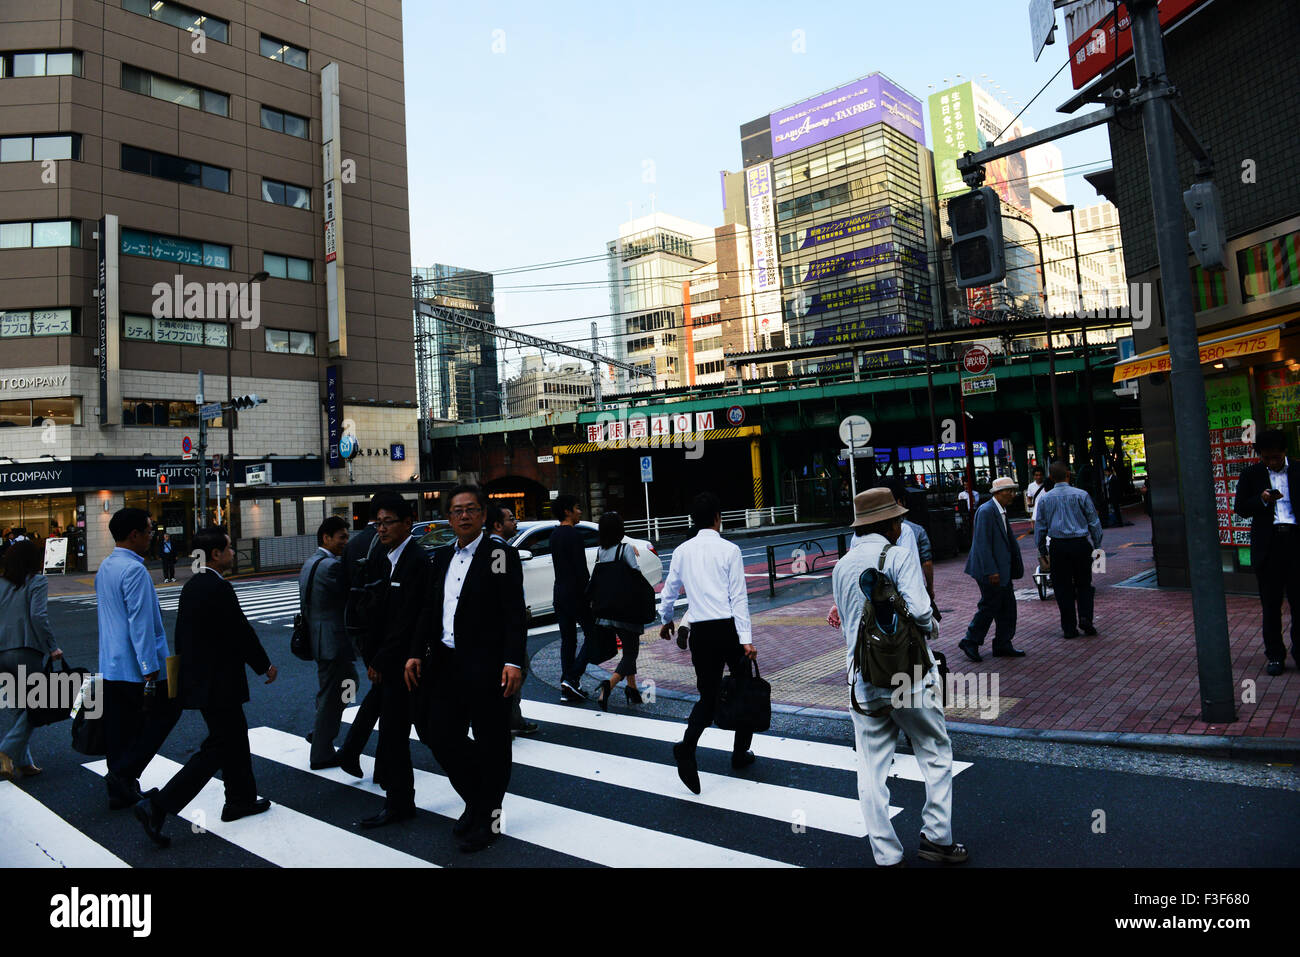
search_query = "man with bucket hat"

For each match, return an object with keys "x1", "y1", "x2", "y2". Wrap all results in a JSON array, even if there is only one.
[
  {"x1": 832, "y1": 487, "x2": 968, "y2": 867},
  {"x1": 958, "y1": 476, "x2": 1026, "y2": 662}
]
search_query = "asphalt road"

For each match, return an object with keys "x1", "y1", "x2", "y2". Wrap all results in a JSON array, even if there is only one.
[{"x1": 5, "y1": 577, "x2": 1296, "y2": 869}]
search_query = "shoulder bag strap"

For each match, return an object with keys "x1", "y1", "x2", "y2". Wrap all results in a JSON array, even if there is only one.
[
  {"x1": 303, "y1": 555, "x2": 324, "y2": 628},
  {"x1": 877, "y1": 542, "x2": 891, "y2": 570}
]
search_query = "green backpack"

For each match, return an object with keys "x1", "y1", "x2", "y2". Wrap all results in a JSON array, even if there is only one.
[{"x1": 850, "y1": 544, "x2": 934, "y2": 714}]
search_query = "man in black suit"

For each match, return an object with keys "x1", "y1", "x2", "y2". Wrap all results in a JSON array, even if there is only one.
[
  {"x1": 405, "y1": 484, "x2": 526, "y2": 853},
  {"x1": 336, "y1": 498, "x2": 384, "y2": 781},
  {"x1": 133, "y1": 526, "x2": 277, "y2": 848},
  {"x1": 1233, "y1": 429, "x2": 1300, "y2": 676},
  {"x1": 354, "y1": 492, "x2": 430, "y2": 828}
]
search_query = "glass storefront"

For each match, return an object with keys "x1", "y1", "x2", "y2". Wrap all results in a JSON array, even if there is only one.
[{"x1": 0, "y1": 493, "x2": 84, "y2": 570}]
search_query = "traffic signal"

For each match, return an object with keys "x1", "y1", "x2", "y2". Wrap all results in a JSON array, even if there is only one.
[
  {"x1": 948, "y1": 187, "x2": 1006, "y2": 288},
  {"x1": 157, "y1": 474, "x2": 169, "y2": 495},
  {"x1": 229, "y1": 394, "x2": 266, "y2": 411},
  {"x1": 1184, "y1": 181, "x2": 1226, "y2": 269}
]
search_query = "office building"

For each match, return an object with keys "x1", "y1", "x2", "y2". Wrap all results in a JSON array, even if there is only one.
[
  {"x1": 0, "y1": 0, "x2": 426, "y2": 570},
  {"x1": 413, "y1": 263, "x2": 500, "y2": 422},
  {"x1": 504, "y1": 353, "x2": 593, "y2": 416}
]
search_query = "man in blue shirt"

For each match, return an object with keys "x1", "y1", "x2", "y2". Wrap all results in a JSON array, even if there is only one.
[
  {"x1": 1034, "y1": 462, "x2": 1104, "y2": 639},
  {"x1": 96, "y1": 508, "x2": 181, "y2": 810}
]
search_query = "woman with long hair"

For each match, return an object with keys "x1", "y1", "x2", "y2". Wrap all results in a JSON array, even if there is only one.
[
  {"x1": 593, "y1": 512, "x2": 647, "y2": 710},
  {"x1": 0, "y1": 540, "x2": 63, "y2": 779}
]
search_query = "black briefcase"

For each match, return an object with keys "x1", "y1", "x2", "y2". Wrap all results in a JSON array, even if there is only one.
[
  {"x1": 69, "y1": 674, "x2": 107, "y2": 756},
  {"x1": 27, "y1": 658, "x2": 90, "y2": 728},
  {"x1": 715, "y1": 659, "x2": 771, "y2": 733}
]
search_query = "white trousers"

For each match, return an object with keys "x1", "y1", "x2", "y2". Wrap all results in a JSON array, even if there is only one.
[{"x1": 849, "y1": 694, "x2": 954, "y2": 866}]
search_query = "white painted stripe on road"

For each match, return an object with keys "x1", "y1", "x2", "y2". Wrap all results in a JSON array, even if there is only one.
[
  {"x1": 519, "y1": 700, "x2": 971, "y2": 782},
  {"x1": 81, "y1": 758, "x2": 434, "y2": 868},
  {"x1": 0, "y1": 781, "x2": 129, "y2": 868},
  {"x1": 249, "y1": 726, "x2": 790, "y2": 868}
]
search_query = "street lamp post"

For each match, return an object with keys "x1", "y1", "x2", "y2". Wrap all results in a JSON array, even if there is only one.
[
  {"x1": 1054, "y1": 203, "x2": 1098, "y2": 469},
  {"x1": 227, "y1": 271, "x2": 269, "y2": 543}
]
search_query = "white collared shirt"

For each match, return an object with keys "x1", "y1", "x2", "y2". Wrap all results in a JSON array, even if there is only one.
[
  {"x1": 441, "y1": 531, "x2": 483, "y2": 650},
  {"x1": 657, "y1": 527, "x2": 752, "y2": 645},
  {"x1": 387, "y1": 534, "x2": 413, "y2": 578},
  {"x1": 200, "y1": 564, "x2": 225, "y2": 579},
  {"x1": 1269, "y1": 458, "x2": 1294, "y2": 525}
]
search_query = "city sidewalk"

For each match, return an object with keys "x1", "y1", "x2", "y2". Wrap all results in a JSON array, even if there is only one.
[{"x1": 578, "y1": 509, "x2": 1300, "y2": 755}]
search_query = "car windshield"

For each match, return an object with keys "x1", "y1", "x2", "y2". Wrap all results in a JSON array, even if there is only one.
[{"x1": 417, "y1": 525, "x2": 458, "y2": 549}]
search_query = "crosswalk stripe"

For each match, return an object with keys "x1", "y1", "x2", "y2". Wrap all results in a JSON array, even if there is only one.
[
  {"x1": 0, "y1": 781, "x2": 129, "y2": 868},
  {"x1": 518, "y1": 700, "x2": 972, "y2": 782},
  {"x1": 81, "y1": 759, "x2": 435, "y2": 868},
  {"x1": 247, "y1": 727, "x2": 791, "y2": 868},
  {"x1": 340, "y1": 709, "x2": 892, "y2": 837}
]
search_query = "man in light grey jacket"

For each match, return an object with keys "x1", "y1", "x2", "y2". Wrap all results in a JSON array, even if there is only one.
[{"x1": 300, "y1": 516, "x2": 354, "y2": 769}]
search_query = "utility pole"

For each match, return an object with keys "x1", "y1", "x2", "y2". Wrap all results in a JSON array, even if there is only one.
[
  {"x1": 1004, "y1": 213, "x2": 1064, "y2": 460},
  {"x1": 591, "y1": 320, "x2": 602, "y2": 408},
  {"x1": 1128, "y1": 0, "x2": 1234, "y2": 722},
  {"x1": 1055, "y1": 202, "x2": 1098, "y2": 469}
]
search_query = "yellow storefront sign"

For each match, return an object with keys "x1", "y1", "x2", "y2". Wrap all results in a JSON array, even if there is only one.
[{"x1": 1112, "y1": 318, "x2": 1286, "y2": 383}]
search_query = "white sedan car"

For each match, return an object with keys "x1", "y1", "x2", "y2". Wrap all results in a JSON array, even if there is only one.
[{"x1": 511, "y1": 520, "x2": 662, "y2": 619}]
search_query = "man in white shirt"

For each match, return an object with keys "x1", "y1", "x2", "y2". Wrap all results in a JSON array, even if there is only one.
[
  {"x1": 1025, "y1": 466, "x2": 1045, "y2": 513},
  {"x1": 658, "y1": 492, "x2": 756, "y2": 794},
  {"x1": 832, "y1": 488, "x2": 966, "y2": 867}
]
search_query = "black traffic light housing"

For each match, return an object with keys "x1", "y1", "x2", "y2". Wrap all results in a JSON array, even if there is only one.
[
  {"x1": 1183, "y1": 181, "x2": 1226, "y2": 270},
  {"x1": 948, "y1": 187, "x2": 1006, "y2": 289},
  {"x1": 229, "y1": 394, "x2": 266, "y2": 411}
]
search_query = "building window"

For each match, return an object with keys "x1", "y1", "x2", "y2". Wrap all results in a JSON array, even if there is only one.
[
  {"x1": 260, "y1": 35, "x2": 308, "y2": 69},
  {"x1": 0, "y1": 220, "x2": 80, "y2": 249},
  {"x1": 121, "y1": 145, "x2": 229, "y2": 192},
  {"x1": 0, "y1": 134, "x2": 80, "y2": 162},
  {"x1": 259, "y1": 106, "x2": 309, "y2": 139},
  {"x1": 0, "y1": 308, "x2": 78, "y2": 337},
  {"x1": 123, "y1": 313, "x2": 228, "y2": 347},
  {"x1": 121, "y1": 64, "x2": 228, "y2": 117},
  {"x1": 0, "y1": 51, "x2": 83, "y2": 78},
  {"x1": 265, "y1": 328, "x2": 314, "y2": 354},
  {"x1": 122, "y1": 0, "x2": 228, "y2": 42},
  {"x1": 261, "y1": 178, "x2": 311, "y2": 209},
  {"x1": 122, "y1": 398, "x2": 225, "y2": 428},
  {"x1": 263, "y1": 253, "x2": 312, "y2": 281},
  {"x1": 120, "y1": 227, "x2": 230, "y2": 269},
  {"x1": 0, "y1": 397, "x2": 82, "y2": 428}
]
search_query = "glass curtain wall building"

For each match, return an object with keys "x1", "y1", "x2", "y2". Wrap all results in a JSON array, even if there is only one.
[{"x1": 412, "y1": 264, "x2": 500, "y2": 422}]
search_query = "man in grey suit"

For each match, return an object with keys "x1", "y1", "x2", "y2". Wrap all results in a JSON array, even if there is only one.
[
  {"x1": 301, "y1": 516, "x2": 355, "y2": 770},
  {"x1": 958, "y1": 477, "x2": 1026, "y2": 662}
]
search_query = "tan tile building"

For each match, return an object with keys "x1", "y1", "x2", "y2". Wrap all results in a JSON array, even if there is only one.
[{"x1": 0, "y1": 0, "x2": 431, "y2": 569}]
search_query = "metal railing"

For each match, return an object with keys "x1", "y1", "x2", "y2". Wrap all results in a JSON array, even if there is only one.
[
  {"x1": 623, "y1": 504, "x2": 799, "y2": 541},
  {"x1": 766, "y1": 533, "x2": 848, "y2": 598}
]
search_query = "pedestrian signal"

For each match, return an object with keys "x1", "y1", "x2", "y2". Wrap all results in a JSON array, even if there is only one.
[
  {"x1": 157, "y1": 474, "x2": 169, "y2": 495},
  {"x1": 948, "y1": 187, "x2": 1006, "y2": 289}
]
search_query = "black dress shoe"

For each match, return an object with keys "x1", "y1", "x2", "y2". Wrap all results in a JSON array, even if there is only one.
[
  {"x1": 310, "y1": 753, "x2": 341, "y2": 770},
  {"x1": 673, "y1": 742, "x2": 701, "y2": 795},
  {"x1": 106, "y1": 771, "x2": 143, "y2": 810},
  {"x1": 510, "y1": 721, "x2": 540, "y2": 736},
  {"x1": 457, "y1": 820, "x2": 500, "y2": 854},
  {"x1": 991, "y1": 646, "x2": 1026, "y2": 658},
  {"x1": 731, "y1": 750, "x2": 756, "y2": 770},
  {"x1": 134, "y1": 792, "x2": 170, "y2": 848},
  {"x1": 1081, "y1": 625, "x2": 1098, "y2": 636},
  {"x1": 957, "y1": 639, "x2": 983, "y2": 663},
  {"x1": 452, "y1": 806, "x2": 477, "y2": 838},
  {"x1": 337, "y1": 752, "x2": 364, "y2": 778},
  {"x1": 221, "y1": 797, "x2": 272, "y2": 822},
  {"x1": 356, "y1": 804, "x2": 416, "y2": 829},
  {"x1": 1266, "y1": 660, "x2": 1285, "y2": 676},
  {"x1": 597, "y1": 679, "x2": 611, "y2": 712}
]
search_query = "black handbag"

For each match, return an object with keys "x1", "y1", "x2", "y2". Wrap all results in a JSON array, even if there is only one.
[
  {"x1": 290, "y1": 555, "x2": 323, "y2": 662},
  {"x1": 26, "y1": 657, "x2": 89, "y2": 727},
  {"x1": 715, "y1": 658, "x2": 771, "y2": 733},
  {"x1": 585, "y1": 623, "x2": 621, "y2": 664},
  {"x1": 586, "y1": 544, "x2": 656, "y2": 625},
  {"x1": 69, "y1": 674, "x2": 107, "y2": 756}
]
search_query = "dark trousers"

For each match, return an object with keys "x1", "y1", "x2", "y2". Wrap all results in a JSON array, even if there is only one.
[
  {"x1": 964, "y1": 581, "x2": 1017, "y2": 649},
  {"x1": 1049, "y1": 537, "x2": 1095, "y2": 634},
  {"x1": 374, "y1": 668, "x2": 414, "y2": 807},
  {"x1": 556, "y1": 599, "x2": 595, "y2": 686},
  {"x1": 339, "y1": 676, "x2": 382, "y2": 762},
  {"x1": 1256, "y1": 528, "x2": 1300, "y2": 662},
  {"x1": 420, "y1": 646, "x2": 512, "y2": 820},
  {"x1": 683, "y1": 619, "x2": 752, "y2": 757},
  {"x1": 103, "y1": 679, "x2": 182, "y2": 786},
  {"x1": 161, "y1": 556, "x2": 176, "y2": 579},
  {"x1": 155, "y1": 705, "x2": 256, "y2": 813},
  {"x1": 312, "y1": 657, "x2": 358, "y2": 764}
]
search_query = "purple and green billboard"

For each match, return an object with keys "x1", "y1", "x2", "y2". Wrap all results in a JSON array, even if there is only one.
[{"x1": 770, "y1": 73, "x2": 924, "y2": 159}]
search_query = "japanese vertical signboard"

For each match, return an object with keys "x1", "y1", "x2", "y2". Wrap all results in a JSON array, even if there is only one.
[
  {"x1": 326, "y1": 365, "x2": 342, "y2": 469},
  {"x1": 321, "y1": 63, "x2": 347, "y2": 356},
  {"x1": 1206, "y1": 375, "x2": 1253, "y2": 558},
  {"x1": 97, "y1": 214, "x2": 121, "y2": 425},
  {"x1": 745, "y1": 162, "x2": 782, "y2": 341}
]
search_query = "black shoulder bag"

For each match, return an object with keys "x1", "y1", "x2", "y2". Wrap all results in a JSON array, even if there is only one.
[{"x1": 290, "y1": 556, "x2": 323, "y2": 662}]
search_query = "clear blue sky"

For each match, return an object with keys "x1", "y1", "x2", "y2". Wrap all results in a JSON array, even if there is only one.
[{"x1": 402, "y1": 0, "x2": 1112, "y2": 378}]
